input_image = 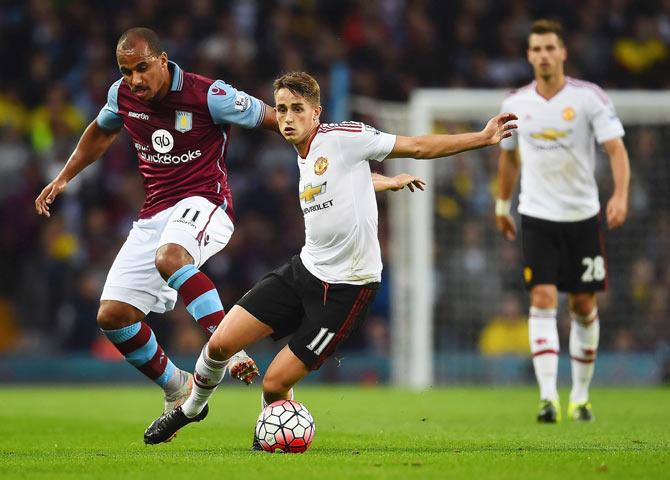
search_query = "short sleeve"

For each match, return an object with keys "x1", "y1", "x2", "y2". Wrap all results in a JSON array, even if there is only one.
[
  {"x1": 587, "y1": 89, "x2": 625, "y2": 144},
  {"x1": 207, "y1": 80, "x2": 264, "y2": 128},
  {"x1": 499, "y1": 97, "x2": 518, "y2": 151},
  {"x1": 96, "y1": 79, "x2": 123, "y2": 131},
  {"x1": 339, "y1": 123, "x2": 396, "y2": 164}
]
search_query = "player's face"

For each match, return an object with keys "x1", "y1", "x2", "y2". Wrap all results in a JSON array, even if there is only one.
[
  {"x1": 527, "y1": 33, "x2": 566, "y2": 79},
  {"x1": 274, "y1": 88, "x2": 321, "y2": 146},
  {"x1": 117, "y1": 42, "x2": 169, "y2": 102}
]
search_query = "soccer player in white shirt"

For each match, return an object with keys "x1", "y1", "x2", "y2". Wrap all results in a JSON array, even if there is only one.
[
  {"x1": 495, "y1": 20, "x2": 631, "y2": 422},
  {"x1": 144, "y1": 71, "x2": 517, "y2": 445}
]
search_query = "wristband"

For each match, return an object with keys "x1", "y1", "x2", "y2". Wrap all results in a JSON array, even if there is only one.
[{"x1": 495, "y1": 198, "x2": 512, "y2": 216}]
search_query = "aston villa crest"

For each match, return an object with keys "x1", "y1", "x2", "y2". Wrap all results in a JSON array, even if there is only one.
[
  {"x1": 175, "y1": 110, "x2": 192, "y2": 133},
  {"x1": 314, "y1": 156, "x2": 328, "y2": 175}
]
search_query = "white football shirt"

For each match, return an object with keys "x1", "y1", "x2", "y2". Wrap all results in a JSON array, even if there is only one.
[
  {"x1": 500, "y1": 77, "x2": 624, "y2": 221},
  {"x1": 296, "y1": 122, "x2": 396, "y2": 284}
]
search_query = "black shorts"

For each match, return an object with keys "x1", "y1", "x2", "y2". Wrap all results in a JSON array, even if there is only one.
[
  {"x1": 521, "y1": 214, "x2": 607, "y2": 293},
  {"x1": 237, "y1": 255, "x2": 379, "y2": 370}
]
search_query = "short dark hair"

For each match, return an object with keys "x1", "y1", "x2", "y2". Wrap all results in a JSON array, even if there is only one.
[
  {"x1": 273, "y1": 72, "x2": 320, "y2": 106},
  {"x1": 117, "y1": 27, "x2": 163, "y2": 56},
  {"x1": 529, "y1": 19, "x2": 564, "y2": 45}
]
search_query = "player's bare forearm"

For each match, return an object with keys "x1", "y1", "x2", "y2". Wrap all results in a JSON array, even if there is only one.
[
  {"x1": 497, "y1": 149, "x2": 520, "y2": 200},
  {"x1": 372, "y1": 173, "x2": 426, "y2": 193},
  {"x1": 386, "y1": 113, "x2": 517, "y2": 159},
  {"x1": 604, "y1": 138, "x2": 630, "y2": 200},
  {"x1": 35, "y1": 121, "x2": 118, "y2": 217},
  {"x1": 603, "y1": 137, "x2": 630, "y2": 228},
  {"x1": 494, "y1": 148, "x2": 520, "y2": 241},
  {"x1": 58, "y1": 121, "x2": 118, "y2": 183}
]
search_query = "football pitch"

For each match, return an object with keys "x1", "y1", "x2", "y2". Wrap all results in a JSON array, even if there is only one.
[{"x1": 0, "y1": 386, "x2": 667, "y2": 479}]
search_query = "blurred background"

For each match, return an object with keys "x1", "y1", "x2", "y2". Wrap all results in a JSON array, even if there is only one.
[{"x1": 0, "y1": 0, "x2": 668, "y2": 385}]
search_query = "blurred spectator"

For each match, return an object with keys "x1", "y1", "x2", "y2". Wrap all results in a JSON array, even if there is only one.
[
  {"x1": 613, "y1": 15, "x2": 669, "y2": 87},
  {"x1": 478, "y1": 293, "x2": 529, "y2": 356}
]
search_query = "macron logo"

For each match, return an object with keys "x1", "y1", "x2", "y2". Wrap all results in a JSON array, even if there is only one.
[{"x1": 128, "y1": 111, "x2": 150, "y2": 120}]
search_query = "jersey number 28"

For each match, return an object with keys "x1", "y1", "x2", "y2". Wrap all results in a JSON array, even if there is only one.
[{"x1": 581, "y1": 256, "x2": 606, "y2": 282}]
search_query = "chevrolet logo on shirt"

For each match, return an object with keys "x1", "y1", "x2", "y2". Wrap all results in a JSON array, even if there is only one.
[
  {"x1": 300, "y1": 182, "x2": 327, "y2": 203},
  {"x1": 530, "y1": 128, "x2": 571, "y2": 141}
]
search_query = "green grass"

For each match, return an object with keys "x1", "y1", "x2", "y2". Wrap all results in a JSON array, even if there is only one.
[{"x1": 0, "y1": 386, "x2": 668, "y2": 479}]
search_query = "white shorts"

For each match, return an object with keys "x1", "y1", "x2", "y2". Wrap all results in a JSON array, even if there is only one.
[{"x1": 101, "y1": 196, "x2": 234, "y2": 314}]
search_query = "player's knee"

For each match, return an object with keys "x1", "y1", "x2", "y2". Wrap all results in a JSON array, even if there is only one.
[
  {"x1": 570, "y1": 294, "x2": 596, "y2": 318},
  {"x1": 206, "y1": 336, "x2": 236, "y2": 362},
  {"x1": 155, "y1": 243, "x2": 193, "y2": 280},
  {"x1": 96, "y1": 302, "x2": 141, "y2": 330},
  {"x1": 531, "y1": 286, "x2": 557, "y2": 309}
]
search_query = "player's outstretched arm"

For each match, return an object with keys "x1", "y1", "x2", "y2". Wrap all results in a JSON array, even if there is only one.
[
  {"x1": 494, "y1": 148, "x2": 521, "y2": 241},
  {"x1": 602, "y1": 137, "x2": 630, "y2": 229},
  {"x1": 35, "y1": 121, "x2": 119, "y2": 217},
  {"x1": 372, "y1": 173, "x2": 426, "y2": 193},
  {"x1": 386, "y1": 112, "x2": 518, "y2": 160}
]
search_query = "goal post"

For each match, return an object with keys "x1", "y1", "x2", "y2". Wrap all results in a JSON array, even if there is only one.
[{"x1": 352, "y1": 89, "x2": 670, "y2": 389}]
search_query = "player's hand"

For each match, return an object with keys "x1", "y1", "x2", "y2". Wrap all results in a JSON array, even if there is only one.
[
  {"x1": 482, "y1": 112, "x2": 518, "y2": 145},
  {"x1": 35, "y1": 179, "x2": 67, "y2": 217},
  {"x1": 390, "y1": 174, "x2": 426, "y2": 192},
  {"x1": 606, "y1": 193, "x2": 628, "y2": 229},
  {"x1": 229, "y1": 357, "x2": 260, "y2": 385},
  {"x1": 496, "y1": 214, "x2": 517, "y2": 241}
]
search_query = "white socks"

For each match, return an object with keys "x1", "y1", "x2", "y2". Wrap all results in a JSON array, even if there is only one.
[
  {"x1": 529, "y1": 307, "x2": 559, "y2": 401},
  {"x1": 529, "y1": 305, "x2": 600, "y2": 405},
  {"x1": 181, "y1": 344, "x2": 228, "y2": 418},
  {"x1": 569, "y1": 308, "x2": 599, "y2": 404}
]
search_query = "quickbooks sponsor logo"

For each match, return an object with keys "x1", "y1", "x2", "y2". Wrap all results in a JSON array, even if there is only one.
[
  {"x1": 139, "y1": 149, "x2": 202, "y2": 164},
  {"x1": 128, "y1": 111, "x2": 150, "y2": 120}
]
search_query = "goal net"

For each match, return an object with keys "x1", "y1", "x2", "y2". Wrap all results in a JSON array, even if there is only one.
[{"x1": 352, "y1": 90, "x2": 670, "y2": 389}]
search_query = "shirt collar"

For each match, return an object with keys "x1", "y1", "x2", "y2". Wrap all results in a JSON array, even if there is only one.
[{"x1": 169, "y1": 61, "x2": 184, "y2": 92}]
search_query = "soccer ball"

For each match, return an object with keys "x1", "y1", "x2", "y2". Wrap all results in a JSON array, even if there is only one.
[{"x1": 255, "y1": 400, "x2": 315, "y2": 453}]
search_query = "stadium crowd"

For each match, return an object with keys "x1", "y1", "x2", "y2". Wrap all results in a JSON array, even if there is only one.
[{"x1": 0, "y1": 0, "x2": 668, "y2": 379}]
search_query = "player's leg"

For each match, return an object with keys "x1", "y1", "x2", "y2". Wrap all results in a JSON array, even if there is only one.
[
  {"x1": 144, "y1": 260, "x2": 304, "y2": 444},
  {"x1": 143, "y1": 306, "x2": 273, "y2": 444},
  {"x1": 529, "y1": 285, "x2": 561, "y2": 422},
  {"x1": 250, "y1": 260, "x2": 377, "y2": 450},
  {"x1": 180, "y1": 305, "x2": 273, "y2": 418},
  {"x1": 97, "y1": 301, "x2": 192, "y2": 412},
  {"x1": 262, "y1": 345, "x2": 310, "y2": 405},
  {"x1": 156, "y1": 197, "x2": 258, "y2": 383},
  {"x1": 100, "y1": 219, "x2": 192, "y2": 412},
  {"x1": 567, "y1": 293, "x2": 598, "y2": 421},
  {"x1": 564, "y1": 214, "x2": 606, "y2": 421},
  {"x1": 156, "y1": 197, "x2": 234, "y2": 338},
  {"x1": 182, "y1": 260, "x2": 305, "y2": 419},
  {"x1": 521, "y1": 215, "x2": 562, "y2": 422}
]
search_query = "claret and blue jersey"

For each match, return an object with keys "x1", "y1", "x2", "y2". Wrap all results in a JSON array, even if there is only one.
[{"x1": 96, "y1": 61, "x2": 265, "y2": 220}]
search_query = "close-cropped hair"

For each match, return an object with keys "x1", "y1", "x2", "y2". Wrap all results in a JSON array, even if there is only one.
[
  {"x1": 273, "y1": 72, "x2": 321, "y2": 106},
  {"x1": 529, "y1": 19, "x2": 564, "y2": 45},
  {"x1": 117, "y1": 27, "x2": 164, "y2": 56}
]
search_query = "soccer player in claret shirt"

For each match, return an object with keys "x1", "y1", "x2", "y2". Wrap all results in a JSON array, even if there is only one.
[
  {"x1": 34, "y1": 27, "x2": 277, "y2": 417},
  {"x1": 494, "y1": 19, "x2": 631, "y2": 422},
  {"x1": 143, "y1": 71, "x2": 517, "y2": 446}
]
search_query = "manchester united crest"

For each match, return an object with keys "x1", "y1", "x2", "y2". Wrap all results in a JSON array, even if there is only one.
[
  {"x1": 314, "y1": 156, "x2": 329, "y2": 175},
  {"x1": 562, "y1": 107, "x2": 576, "y2": 121}
]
